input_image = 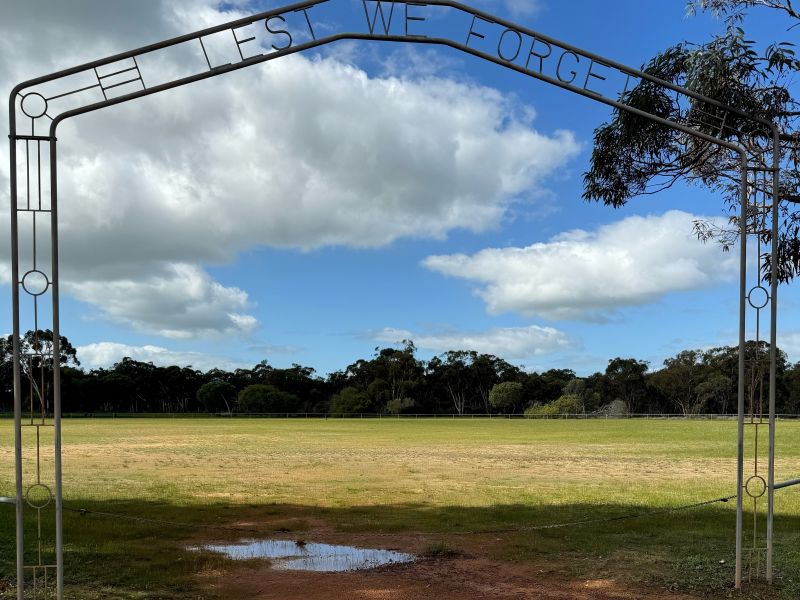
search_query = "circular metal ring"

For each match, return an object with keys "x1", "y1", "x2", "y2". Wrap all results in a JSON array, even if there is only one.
[
  {"x1": 747, "y1": 132, "x2": 771, "y2": 153},
  {"x1": 747, "y1": 286, "x2": 770, "y2": 310},
  {"x1": 745, "y1": 475, "x2": 767, "y2": 499},
  {"x1": 25, "y1": 483, "x2": 53, "y2": 509},
  {"x1": 21, "y1": 270, "x2": 50, "y2": 296},
  {"x1": 20, "y1": 92, "x2": 48, "y2": 119}
]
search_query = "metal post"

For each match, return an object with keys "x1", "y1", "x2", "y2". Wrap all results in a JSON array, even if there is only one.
[
  {"x1": 9, "y1": 90, "x2": 25, "y2": 600},
  {"x1": 50, "y1": 138, "x2": 64, "y2": 599},
  {"x1": 736, "y1": 152, "x2": 748, "y2": 590},
  {"x1": 766, "y1": 125, "x2": 781, "y2": 583}
]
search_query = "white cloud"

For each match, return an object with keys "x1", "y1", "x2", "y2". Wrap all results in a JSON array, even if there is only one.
[
  {"x1": 76, "y1": 341, "x2": 250, "y2": 372},
  {"x1": 380, "y1": 45, "x2": 465, "y2": 78},
  {"x1": 374, "y1": 324, "x2": 573, "y2": 359},
  {"x1": 778, "y1": 332, "x2": 800, "y2": 362},
  {"x1": 0, "y1": 1, "x2": 580, "y2": 340},
  {"x1": 423, "y1": 211, "x2": 738, "y2": 321},
  {"x1": 502, "y1": 0, "x2": 541, "y2": 18},
  {"x1": 66, "y1": 263, "x2": 256, "y2": 339},
  {"x1": 50, "y1": 57, "x2": 578, "y2": 252}
]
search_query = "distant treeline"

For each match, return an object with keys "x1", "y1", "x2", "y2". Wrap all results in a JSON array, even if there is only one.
[{"x1": 1, "y1": 332, "x2": 799, "y2": 416}]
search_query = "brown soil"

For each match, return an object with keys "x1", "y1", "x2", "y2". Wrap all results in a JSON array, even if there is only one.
[{"x1": 197, "y1": 528, "x2": 700, "y2": 600}]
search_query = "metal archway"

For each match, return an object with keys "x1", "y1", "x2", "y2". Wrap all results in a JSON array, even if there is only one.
[{"x1": 6, "y1": 1, "x2": 782, "y2": 597}]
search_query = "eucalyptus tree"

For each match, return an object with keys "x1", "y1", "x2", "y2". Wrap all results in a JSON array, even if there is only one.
[
  {"x1": 521, "y1": 369, "x2": 576, "y2": 409},
  {"x1": 196, "y1": 380, "x2": 236, "y2": 413},
  {"x1": 0, "y1": 331, "x2": 79, "y2": 414},
  {"x1": 334, "y1": 341, "x2": 424, "y2": 411},
  {"x1": 604, "y1": 357, "x2": 650, "y2": 413},
  {"x1": 650, "y1": 350, "x2": 707, "y2": 415},
  {"x1": 426, "y1": 351, "x2": 474, "y2": 415},
  {"x1": 584, "y1": 0, "x2": 800, "y2": 279},
  {"x1": 426, "y1": 350, "x2": 517, "y2": 415},
  {"x1": 489, "y1": 381, "x2": 524, "y2": 414}
]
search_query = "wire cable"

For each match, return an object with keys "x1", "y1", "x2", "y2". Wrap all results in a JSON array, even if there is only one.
[{"x1": 60, "y1": 493, "x2": 738, "y2": 538}]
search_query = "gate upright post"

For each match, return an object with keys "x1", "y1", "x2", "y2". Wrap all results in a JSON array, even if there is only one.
[
  {"x1": 10, "y1": 99, "x2": 65, "y2": 600},
  {"x1": 736, "y1": 152, "x2": 748, "y2": 590},
  {"x1": 50, "y1": 137, "x2": 64, "y2": 599},
  {"x1": 766, "y1": 126, "x2": 781, "y2": 583},
  {"x1": 9, "y1": 88, "x2": 25, "y2": 600}
]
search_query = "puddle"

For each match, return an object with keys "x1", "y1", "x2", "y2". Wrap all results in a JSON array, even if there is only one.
[{"x1": 196, "y1": 539, "x2": 416, "y2": 572}]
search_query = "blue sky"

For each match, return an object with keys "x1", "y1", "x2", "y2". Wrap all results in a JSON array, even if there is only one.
[{"x1": 1, "y1": 0, "x2": 796, "y2": 376}]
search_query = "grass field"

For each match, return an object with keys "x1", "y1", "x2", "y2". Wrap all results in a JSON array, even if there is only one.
[{"x1": 1, "y1": 418, "x2": 799, "y2": 599}]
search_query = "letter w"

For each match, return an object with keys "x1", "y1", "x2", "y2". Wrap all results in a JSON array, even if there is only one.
[{"x1": 362, "y1": 1, "x2": 396, "y2": 35}]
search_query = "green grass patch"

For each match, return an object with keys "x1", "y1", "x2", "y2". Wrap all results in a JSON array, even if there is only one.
[{"x1": 1, "y1": 418, "x2": 799, "y2": 598}]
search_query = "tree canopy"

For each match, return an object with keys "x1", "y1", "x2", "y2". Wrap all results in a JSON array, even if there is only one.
[
  {"x1": 584, "y1": 0, "x2": 800, "y2": 281},
  {"x1": 2, "y1": 329, "x2": 800, "y2": 417}
]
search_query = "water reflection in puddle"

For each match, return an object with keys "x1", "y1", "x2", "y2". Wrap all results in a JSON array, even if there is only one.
[{"x1": 197, "y1": 539, "x2": 416, "y2": 572}]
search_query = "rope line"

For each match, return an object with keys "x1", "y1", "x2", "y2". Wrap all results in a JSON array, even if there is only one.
[
  {"x1": 62, "y1": 506, "x2": 268, "y2": 536},
  {"x1": 59, "y1": 494, "x2": 738, "y2": 538},
  {"x1": 452, "y1": 494, "x2": 737, "y2": 535}
]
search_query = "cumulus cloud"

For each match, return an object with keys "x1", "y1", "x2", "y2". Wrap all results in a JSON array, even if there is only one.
[
  {"x1": 423, "y1": 211, "x2": 738, "y2": 321},
  {"x1": 51, "y1": 58, "x2": 578, "y2": 251},
  {"x1": 66, "y1": 263, "x2": 256, "y2": 339},
  {"x1": 0, "y1": 0, "x2": 580, "y2": 339},
  {"x1": 374, "y1": 324, "x2": 573, "y2": 359},
  {"x1": 77, "y1": 341, "x2": 251, "y2": 372}
]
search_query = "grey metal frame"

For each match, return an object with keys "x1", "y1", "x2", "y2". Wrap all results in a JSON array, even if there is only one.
[{"x1": 6, "y1": 1, "x2": 782, "y2": 597}]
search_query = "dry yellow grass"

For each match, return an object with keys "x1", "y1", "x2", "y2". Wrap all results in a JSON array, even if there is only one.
[
  {"x1": 2, "y1": 418, "x2": 798, "y2": 511},
  {"x1": 1, "y1": 418, "x2": 799, "y2": 599}
]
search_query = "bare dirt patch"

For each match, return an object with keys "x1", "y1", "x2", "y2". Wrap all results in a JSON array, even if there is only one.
[
  {"x1": 197, "y1": 529, "x2": 700, "y2": 600},
  {"x1": 202, "y1": 555, "x2": 699, "y2": 600}
]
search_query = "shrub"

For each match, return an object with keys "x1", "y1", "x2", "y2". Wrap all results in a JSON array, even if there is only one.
[
  {"x1": 196, "y1": 380, "x2": 236, "y2": 413},
  {"x1": 385, "y1": 397, "x2": 416, "y2": 415},
  {"x1": 489, "y1": 381, "x2": 523, "y2": 413},
  {"x1": 525, "y1": 394, "x2": 582, "y2": 416},
  {"x1": 329, "y1": 386, "x2": 372, "y2": 415},
  {"x1": 595, "y1": 398, "x2": 629, "y2": 417}
]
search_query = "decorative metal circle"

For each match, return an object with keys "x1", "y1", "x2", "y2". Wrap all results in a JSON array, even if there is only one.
[
  {"x1": 21, "y1": 270, "x2": 50, "y2": 296},
  {"x1": 25, "y1": 483, "x2": 53, "y2": 509},
  {"x1": 20, "y1": 92, "x2": 48, "y2": 119},
  {"x1": 747, "y1": 132, "x2": 770, "y2": 152},
  {"x1": 747, "y1": 286, "x2": 770, "y2": 310},
  {"x1": 745, "y1": 475, "x2": 767, "y2": 499}
]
